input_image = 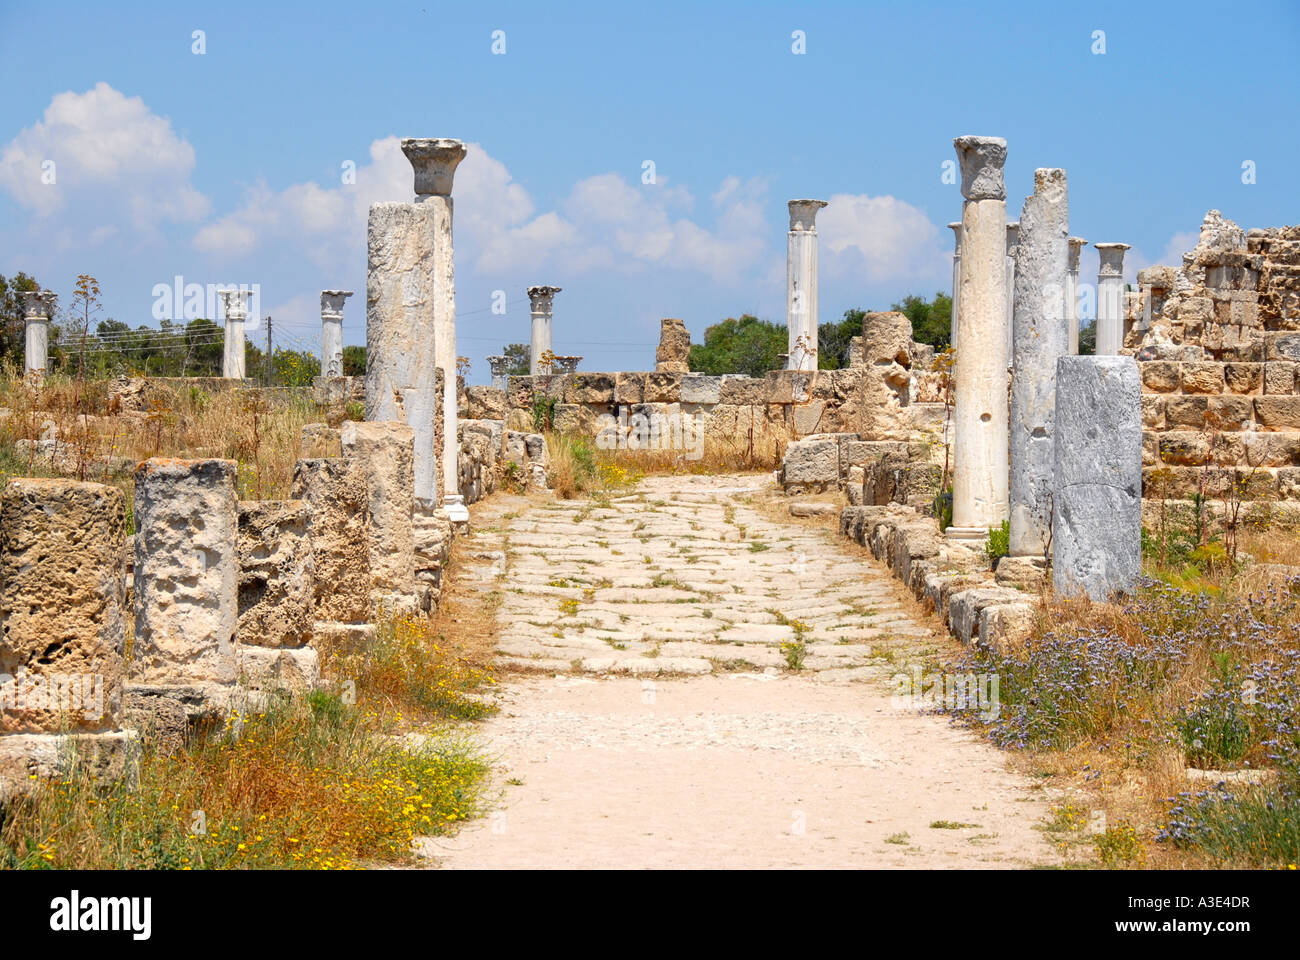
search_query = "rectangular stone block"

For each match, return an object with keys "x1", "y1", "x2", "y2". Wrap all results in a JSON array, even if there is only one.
[
  {"x1": 1180, "y1": 361, "x2": 1225, "y2": 394},
  {"x1": 1165, "y1": 395, "x2": 1208, "y2": 428},
  {"x1": 291, "y1": 457, "x2": 371, "y2": 623},
  {"x1": 718, "y1": 377, "x2": 767, "y2": 405},
  {"x1": 1141, "y1": 395, "x2": 1166, "y2": 430},
  {"x1": 680, "y1": 374, "x2": 723, "y2": 405},
  {"x1": 1255, "y1": 396, "x2": 1300, "y2": 430},
  {"x1": 237, "y1": 500, "x2": 314, "y2": 650},
  {"x1": 613, "y1": 373, "x2": 646, "y2": 404},
  {"x1": 568, "y1": 373, "x2": 616, "y2": 404},
  {"x1": 644, "y1": 372, "x2": 683, "y2": 403},
  {"x1": 1224, "y1": 363, "x2": 1262, "y2": 394},
  {"x1": 133, "y1": 459, "x2": 239, "y2": 688},
  {"x1": 341, "y1": 421, "x2": 416, "y2": 612},
  {"x1": 1, "y1": 479, "x2": 126, "y2": 734},
  {"x1": 1264, "y1": 361, "x2": 1297, "y2": 394},
  {"x1": 1139, "y1": 360, "x2": 1179, "y2": 393}
]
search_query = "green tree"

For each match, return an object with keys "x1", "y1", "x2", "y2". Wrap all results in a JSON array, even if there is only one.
[
  {"x1": 817, "y1": 308, "x2": 868, "y2": 369},
  {"x1": 0, "y1": 271, "x2": 41, "y2": 365},
  {"x1": 891, "y1": 292, "x2": 952, "y2": 348},
  {"x1": 342, "y1": 344, "x2": 366, "y2": 376},
  {"x1": 688, "y1": 314, "x2": 786, "y2": 377},
  {"x1": 501, "y1": 342, "x2": 530, "y2": 376},
  {"x1": 1078, "y1": 320, "x2": 1096, "y2": 355}
]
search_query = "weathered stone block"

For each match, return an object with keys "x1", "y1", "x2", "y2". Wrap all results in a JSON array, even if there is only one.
[
  {"x1": 568, "y1": 373, "x2": 616, "y2": 405},
  {"x1": 1255, "y1": 396, "x2": 1300, "y2": 430},
  {"x1": 237, "y1": 500, "x2": 313, "y2": 649},
  {"x1": 644, "y1": 372, "x2": 683, "y2": 403},
  {"x1": 718, "y1": 377, "x2": 767, "y2": 405},
  {"x1": 1140, "y1": 361, "x2": 1179, "y2": 393},
  {"x1": 1180, "y1": 361, "x2": 1225, "y2": 394},
  {"x1": 613, "y1": 373, "x2": 646, "y2": 405},
  {"x1": 1, "y1": 479, "x2": 126, "y2": 734},
  {"x1": 1052, "y1": 357, "x2": 1142, "y2": 601},
  {"x1": 655, "y1": 318, "x2": 691, "y2": 373},
  {"x1": 291, "y1": 458, "x2": 371, "y2": 623},
  {"x1": 1224, "y1": 363, "x2": 1263, "y2": 394},
  {"x1": 1264, "y1": 361, "x2": 1297, "y2": 395},
  {"x1": 680, "y1": 374, "x2": 723, "y2": 405},
  {"x1": 341, "y1": 420, "x2": 416, "y2": 612}
]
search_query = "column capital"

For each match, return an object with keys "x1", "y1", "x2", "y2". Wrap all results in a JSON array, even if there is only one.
[
  {"x1": 20, "y1": 290, "x2": 57, "y2": 321},
  {"x1": 953, "y1": 135, "x2": 1007, "y2": 201},
  {"x1": 788, "y1": 199, "x2": 828, "y2": 232},
  {"x1": 527, "y1": 285, "x2": 562, "y2": 311},
  {"x1": 218, "y1": 289, "x2": 250, "y2": 321},
  {"x1": 400, "y1": 138, "x2": 467, "y2": 197},
  {"x1": 947, "y1": 221, "x2": 962, "y2": 247},
  {"x1": 1067, "y1": 236, "x2": 1088, "y2": 270},
  {"x1": 1006, "y1": 221, "x2": 1020, "y2": 255},
  {"x1": 486, "y1": 355, "x2": 511, "y2": 375},
  {"x1": 1095, "y1": 242, "x2": 1131, "y2": 279},
  {"x1": 320, "y1": 289, "x2": 354, "y2": 321}
]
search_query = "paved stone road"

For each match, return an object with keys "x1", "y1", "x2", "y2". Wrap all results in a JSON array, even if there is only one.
[{"x1": 426, "y1": 474, "x2": 1061, "y2": 869}]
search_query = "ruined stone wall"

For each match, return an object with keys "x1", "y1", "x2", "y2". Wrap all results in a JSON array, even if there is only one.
[{"x1": 1131, "y1": 213, "x2": 1300, "y2": 503}]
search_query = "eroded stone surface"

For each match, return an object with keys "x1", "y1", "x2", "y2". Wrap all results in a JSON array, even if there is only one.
[
  {"x1": 237, "y1": 499, "x2": 314, "y2": 649},
  {"x1": 291, "y1": 457, "x2": 371, "y2": 623},
  {"x1": 341, "y1": 421, "x2": 416, "y2": 613}
]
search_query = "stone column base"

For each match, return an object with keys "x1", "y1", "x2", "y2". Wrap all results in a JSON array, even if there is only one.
[
  {"x1": 0, "y1": 730, "x2": 141, "y2": 802},
  {"x1": 124, "y1": 682, "x2": 234, "y2": 755},
  {"x1": 944, "y1": 526, "x2": 988, "y2": 546},
  {"x1": 237, "y1": 647, "x2": 320, "y2": 693},
  {"x1": 312, "y1": 621, "x2": 377, "y2": 656}
]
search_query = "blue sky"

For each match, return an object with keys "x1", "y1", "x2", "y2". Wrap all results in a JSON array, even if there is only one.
[{"x1": 2, "y1": 0, "x2": 1297, "y2": 380}]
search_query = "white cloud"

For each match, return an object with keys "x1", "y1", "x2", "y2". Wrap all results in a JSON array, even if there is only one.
[
  {"x1": 0, "y1": 82, "x2": 208, "y2": 238},
  {"x1": 1158, "y1": 230, "x2": 1198, "y2": 268},
  {"x1": 818, "y1": 193, "x2": 947, "y2": 286}
]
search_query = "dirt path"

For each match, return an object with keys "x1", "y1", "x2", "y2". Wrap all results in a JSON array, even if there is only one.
[{"x1": 425, "y1": 474, "x2": 1062, "y2": 869}]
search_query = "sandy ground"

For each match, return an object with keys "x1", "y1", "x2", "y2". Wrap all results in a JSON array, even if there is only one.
[{"x1": 423, "y1": 474, "x2": 1062, "y2": 869}]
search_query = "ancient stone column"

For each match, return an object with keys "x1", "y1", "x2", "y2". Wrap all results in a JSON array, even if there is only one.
[
  {"x1": 1005, "y1": 221, "x2": 1019, "y2": 363},
  {"x1": 320, "y1": 290, "x2": 353, "y2": 378},
  {"x1": 947, "y1": 136, "x2": 1009, "y2": 545},
  {"x1": 1094, "y1": 243, "x2": 1130, "y2": 356},
  {"x1": 291, "y1": 457, "x2": 372, "y2": 626},
  {"x1": 236, "y1": 500, "x2": 317, "y2": 692},
  {"x1": 20, "y1": 291, "x2": 56, "y2": 379},
  {"x1": 528, "y1": 286, "x2": 561, "y2": 375},
  {"x1": 366, "y1": 138, "x2": 466, "y2": 512},
  {"x1": 219, "y1": 289, "x2": 248, "y2": 379},
  {"x1": 487, "y1": 355, "x2": 510, "y2": 391},
  {"x1": 655, "y1": 318, "x2": 691, "y2": 373},
  {"x1": 1009, "y1": 168, "x2": 1070, "y2": 558},
  {"x1": 1066, "y1": 237, "x2": 1086, "y2": 355},
  {"x1": 948, "y1": 222, "x2": 962, "y2": 351},
  {"x1": 341, "y1": 420, "x2": 417, "y2": 614},
  {"x1": 130, "y1": 459, "x2": 238, "y2": 715},
  {"x1": 786, "y1": 200, "x2": 828, "y2": 372},
  {"x1": 0, "y1": 479, "x2": 137, "y2": 794},
  {"x1": 1052, "y1": 356, "x2": 1141, "y2": 600}
]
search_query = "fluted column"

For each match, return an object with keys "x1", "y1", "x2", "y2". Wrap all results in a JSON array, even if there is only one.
[
  {"x1": 1066, "y1": 237, "x2": 1087, "y2": 355},
  {"x1": 947, "y1": 135, "x2": 1009, "y2": 545},
  {"x1": 20, "y1": 290, "x2": 56, "y2": 379},
  {"x1": 320, "y1": 290, "x2": 353, "y2": 378},
  {"x1": 219, "y1": 289, "x2": 249, "y2": 379},
  {"x1": 1095, "y1": 243, "x2": 1130, "y2": 356},
  {"x1": 528, "y1": 286, "x2": 561, "y2": 375},
  {"x1": 948, "y1": 222, "x2": 962, "y2": 351},
  {"x1": 1009, "y1": 168, "x2": 1070, "y2": 558},
  {"x1": 786, "y1": 200, "x2": 828, "y2": 372}
]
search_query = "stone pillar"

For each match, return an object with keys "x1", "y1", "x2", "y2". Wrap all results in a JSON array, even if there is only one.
[
  {"x1": 528, "y1": 285, "x2": 561, "y2": 375},
  {"x1": 236, "y1": 500, "x2": 318, "y2": 692},
  {"x1": 1095, "y1": 243, "x2": 1130, "y2": 356},
  {"x1": 320, "y1": 290, "x2": 353, "y2": 378},
  {"x1": 947, "y1": 136, "x2": 1009, "y2": 545},
  {"x1": 1009, "y1": 168, "x2": 1070, "y2": 558},
  {"x1": 341, "y1": 420, "x2": 417, "y2": 614},
  {"x1": 1052, "y1": 356, "x2": 1141, "y2": 600},
  {"x1": 655, "y1": 318, "x2": 691, "y2": 373},
  {"x1": 1066, "y1": 237, "x2": 1087, "y2": 355},
  {"x1": 0, "y1": 479, "x2": 137, "y2": 795},
  {"x1": 291, "y1": 457, "x2": 372, "y2": 625},
  {"x1": 786, "y1": 199, "x2": 828, "y2": 372},
  {"x1": 366, "y1": 137, "x2": 465, "y2": 513},
  {"x1": 487, "y1": 355, "x2": 511, "y2": 391},
  {"x1": 130, "y1": 459, "x2": 238, "y2": 714},
  {"x1": 1005, "y1": 221, "x2": 1019, "y2": 364},
  {"x1": 948, "y1": 222, "x2": 962, "y2": 351},
  {"x1": 219, "y1": 289, "x2": 248, "y2": 379},
  {"x1": 20, "y1": 291, "x2": 56, "y2": 379}
]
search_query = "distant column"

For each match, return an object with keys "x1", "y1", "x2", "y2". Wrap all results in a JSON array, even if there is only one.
[
  {"x1": 947, "y1": 135, "x2": 1009, "y2": 545},
  {"x1": 219, "y1": 289, "x2": 249, "y2": 379},
  {"x1": 948, "y1": 222, "x2": 962, "y2": 351},
  {"x1": 1066, "y1": 237, "x2": 1087, "y2": 354},
  {"x1": 20, "y1": 290, "x2": 56, "y2": 379},
  {"x1": 528, "y1": 286, "x2": 561, "y2": 375},
  {"x1": 1005, "y1": 221, "x2": 1019, "y2": 364},
  {"x1": 786, "y1": 199, "x2": 828, "y2": 372},
  {"x1": 487, "y1": 355, "x2": 510, "y2": 391},
  {"x1": 1095, "y1": 243, "x2": 1130, "y2": 356},
  {"x1": 320, "y1": 290, "x2": 353, "y2": 378}
]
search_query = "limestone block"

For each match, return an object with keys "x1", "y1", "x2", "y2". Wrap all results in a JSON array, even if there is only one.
[
  {"x1": 133, "y1": 459, "x2": 239, "y2": 688},
  {"x1": 792, "y1": 401, "x2": 826, "y2": 435},
  {"x1": 949, "y1": 586, "x2": 1024, "y2": 645},
  {"x1": 1165, "y1": 395, "x2": 1209, "y2": 428},
  {"x1": 1264, "y1": 361, "x2": 1297, "y2": 395},
  {"x1": 718, "y1": 377, "x2": 767, "y2": 405},
  {"x1": 1266, "y1": 333, "x2": 1300, "y2": 363},
  {"x1": 1180, "y1": 361, "x2": 1226, "y2": 394},
  {"x1": 993, "y1": 555, "x2": 1047, "y2": 590},
  {"x1": 464, "y1": 385, "x2": 506, "y2": 420},
  {"x1": 0, "y1": 479, "x2": 126, "y2": 734},
  {"x1": 291, "y1": 458, "x2": 371, "y2": 623},
  {"x1": 978, "y1": 602, "x2": 1037, "y2": 653},
  {"x1": 0, "y1": 730, "x2": 139, "y2": 801},
  {"x1": 1224, "y1": 363, "x2": 1262, "y2": 394},
  {"x1": 237, "y1": 646, "x2": 319, "y2": 693},
  {"x1": 680, "y1": 374, "x2": 723, "y2": 405},
  {"x1": 341, "y1": 420, "x2": 416, "y2": 611},
  {"x1": 614, "y1": 373, "x2": 646, "y2": 404},
  {"x1": 1052, "y1": 357, "x2": 1142, "y2": 601},
  {"x1": 859, "y1": 311, "x2": 914, "y2": 442},
  {"x1": 237, "y1": 500, "x2": 314, "y2": 649},
  {"x1": 644, "y1": 372, "x2": 683, "y2": 403},
  {"x1": 1255, "y1": 396, "x2": 1300, "y2": 430},
  {"x1": 569, "y1": 373, "x2": 616, "y2": 405},
  {"x1": 1139, "y1": 362, "x2": 1180, "y2": 393},
  {"x1": 1141, "y1": 395, "x2": 1166, "y2": 430},
  {"x1": 780, "y1": 438, "x2": 840, "y2": 486}
]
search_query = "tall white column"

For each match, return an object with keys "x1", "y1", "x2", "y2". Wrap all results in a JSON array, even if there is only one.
[
  {"x1": 528, "y1": 286, "x2": 561, "y2": 375},
  {"x1": 320, "y1": 290, "x2": 353, "y2": 378},
  {"x1": 20, "y1": 290, "x2": 56, "y2": 379},
  {"x1": 948, "y1": 222, "x2": 962, "y2": 351},
  {"x1": 219, "y1": 289, "x2": 249, "y2": 379},
  {"x1": 1066, "y1": 236, "x2": 1087, "y2": 355},
  {"x1": 1095, "y1": 242, "x2": 1130, "y2": 356},
  {"x1": 1005, "y1": 221, "x2": 1019, "y2": 365},
  {"x1": 786, "y1": 199, "x2": 828, "y2": 372},
  {"x1": 1009, "y1": 168, "x2": 1070, "y2": 558},
  {"x1": 947, "y1": 135, "x2": 1009, "y2": 545},
  {"x1": 366, "y1": 137, "x2": 466, "y2": 511}
]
